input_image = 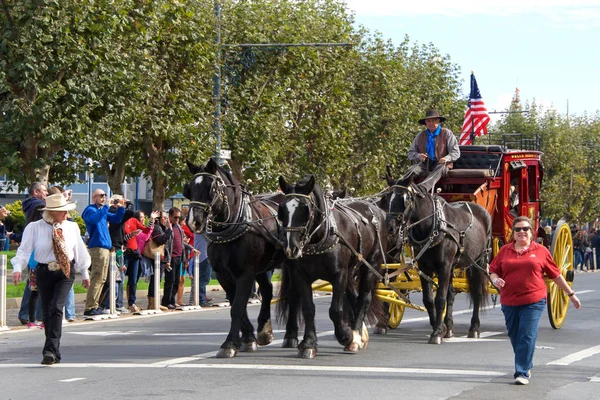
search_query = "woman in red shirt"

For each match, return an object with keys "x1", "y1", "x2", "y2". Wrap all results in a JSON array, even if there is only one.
[{"x1": 490, "y1": 216, "x2": 581, "y2": 385}]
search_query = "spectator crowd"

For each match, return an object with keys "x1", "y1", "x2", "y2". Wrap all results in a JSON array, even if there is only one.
[{"x1": 4, "y1": 181, "x2": 213, "y2": 329}]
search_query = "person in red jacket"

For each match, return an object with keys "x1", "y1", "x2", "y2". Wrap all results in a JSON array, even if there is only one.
[
  {"x1": 490, "y1": 216, "x2": 581, "y2": 386},
  {"x1": 123, "y1": 210, "x2": 160, "y2": 312}
]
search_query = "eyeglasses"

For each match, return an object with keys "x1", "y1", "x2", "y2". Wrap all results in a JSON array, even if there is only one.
[{"x1": 513, "y1": 226, "x2": 531, "y2": 232}]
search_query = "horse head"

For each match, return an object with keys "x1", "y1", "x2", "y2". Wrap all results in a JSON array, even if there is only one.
[
  {"x1": 277, "y1": 174, "x2": 322, "y2": 259},
  {"x1": 386, "y1": 164, "x2": 425, "y2": 232},
  {"x1": 183, "y1": 158, "x2": 232, "y2": 234}
]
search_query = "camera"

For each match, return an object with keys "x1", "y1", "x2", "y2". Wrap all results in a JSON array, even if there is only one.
[{"x1": 113, "y1": 199, "x2": 120, "y2": 205}]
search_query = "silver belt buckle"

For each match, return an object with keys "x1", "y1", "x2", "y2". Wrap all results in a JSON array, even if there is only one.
[{"x1": 47, "y1": 261, "x2": 61, "y2": 271}]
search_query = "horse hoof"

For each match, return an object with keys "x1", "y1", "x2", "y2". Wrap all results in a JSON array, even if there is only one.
[
  {"x1": 240, "y1": 340, "x2": 258, "y2": 352},
  {"x1": 468, "y1": 330, "x2": 480, "y2": 339},
  {"x1": 444, "y1": 329, "x2": 454, "y2": 339},
  {"x1": 216, "y1": 348, "x2": 237, "y2": 358},
  {"x1": 373, "y1": 326, "x2": 388, "y2": 335},
  {"x1": 282, "y1": 338, "x2": 298, "y2": 348},
  {"x1": 298, "y1": 348, "x2": 317, "y2": 359},
  {"x1": 257, "y1": 331, "x2": 274, "y2": 346},
  {"x1": 361, "y1": 323, "x2": 369, "y2": 349},
  {"x1": 344, "y1": 343, "x2": 360, "y2": 353},
  {"x1": 428, "y1": 335, "x2": 442, "y2": 345},
  {"x1": 440, "y1": 324, "x2": 448, "y2": 338}
]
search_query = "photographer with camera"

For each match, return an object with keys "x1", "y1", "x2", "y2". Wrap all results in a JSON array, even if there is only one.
[
  {"x1": 82, "y1": 189, "x2": 126, "y2": 317},
  {"x1": 124, "y1": 209, "x2": 160, "y2": 312},
  {"x1": 96, "y1": 195, "x2": 137, "y2": 314},
  {"x1": 146, "y1": 211, "x2": 171, "y2": 310}
]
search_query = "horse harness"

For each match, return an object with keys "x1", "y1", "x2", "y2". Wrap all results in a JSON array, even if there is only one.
[
  {"x1": 188, "y1": 172, "x2": 282, "y2": 247},
  {"x1": 282, "y1": 192, "x2": 390, "y2": 283},
  {"x1": 389, "y1": 184, "x2": 490, "y2": 275}
]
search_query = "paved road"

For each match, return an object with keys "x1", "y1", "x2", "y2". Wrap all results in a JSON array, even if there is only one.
[{"x1": 1, "y1": 272, "x2": 599, "y2": 400}]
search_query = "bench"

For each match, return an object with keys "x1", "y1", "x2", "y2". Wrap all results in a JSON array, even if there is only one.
[{"x1": 447, "y1": 145, "x2": 505, "y2": 178}]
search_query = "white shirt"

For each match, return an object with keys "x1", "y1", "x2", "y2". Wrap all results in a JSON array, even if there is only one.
[{"x1": 11, "y1": 219, "x2": 91, "y2": 280}]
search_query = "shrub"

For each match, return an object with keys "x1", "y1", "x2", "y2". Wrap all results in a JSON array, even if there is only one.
[{"x1": 3, "y1": 201, "x2": 24, "y2": 234}]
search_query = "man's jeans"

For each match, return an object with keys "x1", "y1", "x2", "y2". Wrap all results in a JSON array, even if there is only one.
[{"x1": 501, "y1": 298, "x2": 546, "y2": 379}]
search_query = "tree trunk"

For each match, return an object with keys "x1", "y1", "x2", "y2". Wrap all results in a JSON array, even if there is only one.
[
  {"x1": 19, "y1": 136, "x2": 61, "y2": 187},
  {"x1": 101, "y1": 151, "x2": 128, "y2": 196},
  {"x1": 143, "y1": 135, "x2": 168, "y2": 210}
]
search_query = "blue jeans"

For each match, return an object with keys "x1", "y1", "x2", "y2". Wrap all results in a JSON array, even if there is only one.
[
  {"x1": 64, "y1": 286, "x2": 75, "y2": 320},
  {"x1": 125, "y1": 254, "x2": 141, "y2": 306},
  {"x1": 18, "y1": 282, "x2": 43, "y2": 322},
  {"x1": 501, "y1": 298, "x2": 546, "y2": 379},
  {"x1": 574, "y1": 250, "x2": 583, "y2": 270}
]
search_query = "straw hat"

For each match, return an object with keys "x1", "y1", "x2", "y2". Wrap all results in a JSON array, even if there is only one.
[{"x1": 41, "y1": 193, "x2": 77, "y2": 212}]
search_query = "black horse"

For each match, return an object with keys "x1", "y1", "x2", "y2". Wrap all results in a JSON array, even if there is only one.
[
  {"x1": 386, "y1": 164, "x2": 491, "y2": 344},
  {"x1": 277, "y1": 175, "x2": 387, "y2": 358},
  {"x1": 184, "y1": 159, "x2": 290, "y2": 358}
]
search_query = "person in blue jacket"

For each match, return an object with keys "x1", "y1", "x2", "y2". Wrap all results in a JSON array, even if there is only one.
[{"x1": 82, "y1": 189, "x2": 125, "y2": 316}]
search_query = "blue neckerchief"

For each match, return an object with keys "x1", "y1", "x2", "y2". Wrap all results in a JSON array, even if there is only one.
[{"x1": 426, "y1": 125, "x2": 441, "y2": 160}]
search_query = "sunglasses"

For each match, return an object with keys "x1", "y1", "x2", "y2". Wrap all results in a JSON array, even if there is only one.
[
  {"x1": 513, "y1": 226, "x2": 531, "y2": 232},
  {"x1": 96, "y1": 193, "x2": 107, "y2": 197},
  {"x1": 173, "y1": 216, "x2": 181, "y2": 220}
]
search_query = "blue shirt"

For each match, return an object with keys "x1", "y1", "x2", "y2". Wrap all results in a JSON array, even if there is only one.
[{"x1": 82, "y1": 204, "x2": 126, "y2": 249}]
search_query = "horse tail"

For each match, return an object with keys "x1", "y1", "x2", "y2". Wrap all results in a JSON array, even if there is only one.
[
  {"x1": 276, "y1": 266, "x2": 303, "y2": 325},
  {"x1": 367, "y1": 282, "x2": 384, "y2": 326},
  {"x1": 468, "y1": 218, "x2": 492, "y2": 309}
]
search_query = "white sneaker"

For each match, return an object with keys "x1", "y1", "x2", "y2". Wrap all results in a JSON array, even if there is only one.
[{"x1": 515, "y1": 376, "x2": 529, "y2": 385}]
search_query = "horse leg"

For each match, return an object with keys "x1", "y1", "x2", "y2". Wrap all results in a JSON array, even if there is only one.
[
  {"x1": 373, "y1": 302, "x2": 389, "y2": 335},
  {"x1": 444, "y1": 284, "x2": 455, "y2": 339},
  {"x1": 468, "y1": 270, "x2": 484, "y2": 339},
  {"x1": 429, "y1": 271, "x2": 451, "y2": 345},
  {"x1": 420, "y1": 276, "x2": 436, "y2": 329},
  {"x1": 282, "y1": 277, "x2": 299, "y2": 349},
  {"x1": 217, "y1": 273, "x2": 254, "y2": 358},
  {"x1": 255, "y1": 272, "x2": 274, "y2": 346},
  {"x1": 347, "y1": 267, "x2": 374, "y2": 351},
  {"x1": 329, "y1": 275, "x2": 353, "y2": 351},
  {"x1": 213, "y1": 273, "x2": 241, "y2": 358},
  {"x1": 297, "y1": 279, "x2": 318, "y2": 359}
]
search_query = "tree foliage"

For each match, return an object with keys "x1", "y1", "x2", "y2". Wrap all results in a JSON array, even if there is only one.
[{"x1": 2, "y1": 0, "x2": 598, "y2": 223}]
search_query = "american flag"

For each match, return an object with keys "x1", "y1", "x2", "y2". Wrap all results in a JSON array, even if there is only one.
[{"x1": 459, "y1": 73, "x2": 490, "y2": 145}]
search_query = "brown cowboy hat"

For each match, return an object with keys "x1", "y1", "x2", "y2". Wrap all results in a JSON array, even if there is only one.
[{"x1": 418, "y1": 109, "x2": 446, "y2": 125}]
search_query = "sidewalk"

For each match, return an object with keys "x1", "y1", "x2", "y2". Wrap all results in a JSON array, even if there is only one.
[{"x1": 3, "y1": 283, "x2": 231, "y2": 331}]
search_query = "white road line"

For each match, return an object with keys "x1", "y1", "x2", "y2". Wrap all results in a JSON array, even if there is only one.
[
  {"x1": 547, "y1": 344, "x2": 600, "y2": 366},
  {"x1": 59, "y1": 378, "x2": 86, "y2": 383},
  {"x1": 0, "y1": 363, "x2": 504, "y2": 376},
  {"x1": 152, "y1": 330, "x2": 337, "y2": 366}
]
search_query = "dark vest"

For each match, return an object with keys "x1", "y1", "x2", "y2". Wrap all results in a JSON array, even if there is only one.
[{"x1": 417, "y1": 128, "x2": 453, "y2": 168}]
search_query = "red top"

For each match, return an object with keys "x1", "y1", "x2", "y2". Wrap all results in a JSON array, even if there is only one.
[{"x1": 489, "y1": 241, "x2": 561, "y2": 306}]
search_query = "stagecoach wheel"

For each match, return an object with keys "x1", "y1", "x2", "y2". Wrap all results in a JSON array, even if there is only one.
[
  {"x1": 547, "y1": 219, "x2": 574, "y2": 329},
  {"x1": 388, "y1": 301, "x2": 405, "y2": 329}
]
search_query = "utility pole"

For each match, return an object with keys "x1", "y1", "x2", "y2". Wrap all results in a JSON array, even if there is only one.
[{"x1": 212, "y1": 1, "x2": 351, "y2": 165}]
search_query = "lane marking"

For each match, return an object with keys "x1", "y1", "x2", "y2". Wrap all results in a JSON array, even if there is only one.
[
  {"x1": 0, "y1": 362, "x2": 504, "y2": 376},
  {"x1": 152, "y1": 330, "x2": 336, "y2": 366},
  {"x1": 60, "y1": 378, "x2": 86, "y2": 383},
  {"x1": 69, "y1": 331, "x2": 141, "y2": 337},
  {"x1": 153, "y1": 330, "x2": 288, "y2": 336},
  {"x1": 547, "y1": 344, "x2": 600, "y2": 366}
]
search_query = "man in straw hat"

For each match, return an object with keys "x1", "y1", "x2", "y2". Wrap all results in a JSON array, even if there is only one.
[
  {"x1": 408, "y1": 109, "x2": 460, "y2": 172},
  {"x1": 11, "y1": 193, "x2": 91, "y2": 365}
]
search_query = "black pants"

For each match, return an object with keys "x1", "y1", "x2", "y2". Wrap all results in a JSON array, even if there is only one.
[
  {"x1": 162, "y1": 256, "x2": 182, "y2": 306},
  {"x1": 36, "y1": 264, "x2": 74, "y2": 362}
]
